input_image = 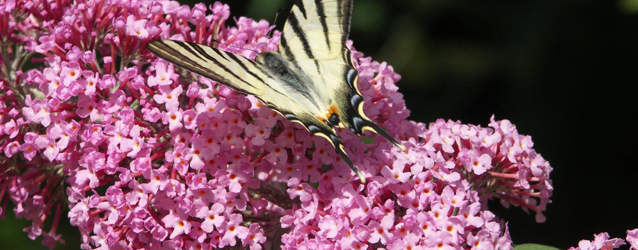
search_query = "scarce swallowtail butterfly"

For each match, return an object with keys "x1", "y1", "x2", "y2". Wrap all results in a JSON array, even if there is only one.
[{"x1": 147, "y1": 0, "x2": 405, "y2": 182}]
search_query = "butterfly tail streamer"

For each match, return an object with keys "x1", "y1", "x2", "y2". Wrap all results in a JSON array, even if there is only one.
[
  {"x1": 360, "y1": 120, "x2": 406, "y2": 151},
  {"x1": 306, "y1": 123, "x2": 367, "y2": 183},
  {"x1": 335, "y1": 146, "x2": 366, "y2": 183}
]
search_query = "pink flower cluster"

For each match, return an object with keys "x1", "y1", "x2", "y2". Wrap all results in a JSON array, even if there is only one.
[
  {"x1": 0, "y1": 0, "x2": 556, "y2": 249},
  {"x1": 568, "y1": 230, "x2": 638, "y2": 250}
]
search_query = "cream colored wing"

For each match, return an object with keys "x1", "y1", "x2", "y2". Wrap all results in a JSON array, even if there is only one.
[{"x1": 279, "y1": 0, "x2": 352, "y2": 62}]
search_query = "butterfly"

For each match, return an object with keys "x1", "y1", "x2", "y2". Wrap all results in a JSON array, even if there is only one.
[{"x1": 147, "y1": 0, "x2": 404, "y2": 181}]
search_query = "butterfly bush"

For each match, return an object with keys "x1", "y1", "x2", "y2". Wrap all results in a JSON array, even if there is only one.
[
  {"x1": 593, "y1": 230, "x2": 638, "y2": 250},
  {"x1": 0, "y1": 0, "x2": 568, "y2": 249},
  {"x1": 567, "y1": 231, "x2": 635, "y2": 250}
]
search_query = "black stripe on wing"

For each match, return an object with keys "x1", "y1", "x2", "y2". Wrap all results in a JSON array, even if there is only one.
[
  {"x1": 225, "y1": 52, "x2": 266, "y2": 84},
  {"x1": 314, "y1": 0, "x2": 331, "y2": 51},
  {"x1": 294, "y1": 0, "x2": 307, "y2": 19},
  {"x1": 278, "y1": 37, "x2": 304, "y2": 72},
  {"x1": 147, "y1": 40, "x2": 263, "y2": 94},
  {"x1": 283, "y1": 12, "x2": 322, "y2": 73},
  {"x1": 286, "y1": 12, "x2": 314, "y2": 60},
  {"x1": 338, "y1": 0, "x2": 353, "y2": 44},
  {"x1": 180, "y1": 41, "x2": 257, "y2": 88}
]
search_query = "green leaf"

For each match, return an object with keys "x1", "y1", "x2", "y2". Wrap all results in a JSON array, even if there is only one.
[
  {"x1": 130, "y1": 99, "x2": 140, "y2": 109},
  {"x1": 361, "y1": 137, "x2": 376, "y2": 145},
  {"x1": 514, "y1": 243, "x2": 562, "y2": 250},
  {"x1": 620, "y1": 0, "x2": 638, "y2": 14}
]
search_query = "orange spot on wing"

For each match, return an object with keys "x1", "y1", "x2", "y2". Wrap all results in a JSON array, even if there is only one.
[
  {"x1": 328, "y1": 104, "x2": 339, "y2": 116},
  {"x1": 318, "y1": 104, "x2": 340, "y2": 124}
]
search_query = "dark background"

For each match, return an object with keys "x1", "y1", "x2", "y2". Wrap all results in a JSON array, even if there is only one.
[{"x1": 2, "y1": 0, "x2": 637, "y2": 249}]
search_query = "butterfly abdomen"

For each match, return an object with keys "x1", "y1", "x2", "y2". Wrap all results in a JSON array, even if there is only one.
[{"x1": 256, "y1": 52, "x2": 313, "y2": 100}]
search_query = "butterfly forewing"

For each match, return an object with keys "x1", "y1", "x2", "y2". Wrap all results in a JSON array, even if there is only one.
[{"x1": 147, "y1": 41, "x2": 266, "y2": 96}]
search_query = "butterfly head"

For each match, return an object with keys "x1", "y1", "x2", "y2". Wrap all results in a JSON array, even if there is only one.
[{"x1": 327, "y1": 113, "x2": 340, "y2": 127}]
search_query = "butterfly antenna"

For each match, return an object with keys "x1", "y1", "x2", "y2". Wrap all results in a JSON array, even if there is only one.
[
  {"x1": 268, "y1": 7, "x2": 286, "y2": 37},
  {"x1": 210, "y1": 39, "x2": 221, "y2": 47}
]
